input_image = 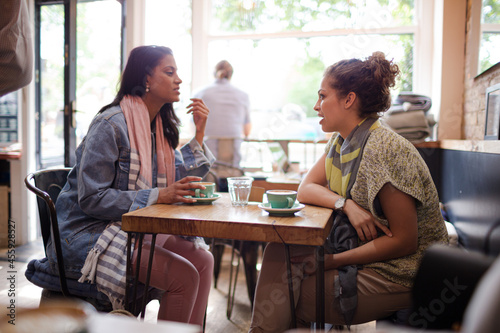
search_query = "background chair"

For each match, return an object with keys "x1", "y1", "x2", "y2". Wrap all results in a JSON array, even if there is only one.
[
  {"x1": 24, "y1": 168, "x2": 113, "y2": 312},
  {"x1": 204, "y1": 139, "x2": 245, "y2": 192}
]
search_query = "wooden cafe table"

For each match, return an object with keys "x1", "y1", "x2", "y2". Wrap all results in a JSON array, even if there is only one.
[{"x1": 122, "y1": 193, "x2": 334, "y2": 329}]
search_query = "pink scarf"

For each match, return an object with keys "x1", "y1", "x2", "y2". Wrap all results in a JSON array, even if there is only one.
[
  {"x1": 79, "y1": 96, "x2": 176, "y2": 309},
  {"x1": 120, "y1": 95, "x2": 175, "y2": 189}
]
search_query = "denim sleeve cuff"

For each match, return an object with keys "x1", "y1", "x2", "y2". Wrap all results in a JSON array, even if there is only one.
[
  {"x1": 176, "y1": 138, "x2": 216, "y2": 179},
  {"x1": 188, "y1": 137, "x2": 216, "y2": 164},
  {"x1": 181, "y1": 137, "x2": 216, "y2": 170},
  {"x1": 147, "y1": 188, "x2": 159, "y2": 206},
  {"x1": 129, "y1": 189, "x2": 153, "y2": 211}
]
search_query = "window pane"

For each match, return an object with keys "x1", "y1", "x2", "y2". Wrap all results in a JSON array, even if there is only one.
[
  {"x1": 208, "y1": 34, "x2": 413, "y2": 142},
  {"x1": 75, "y1": 0, "x2": 122, "y2": 146},
  {"x1": 479, "y1": 32, "x2": 500, "y2": 73},
  {"x1": 479, "y1": 0, "x2": 500, "y2": 73},
  {"x1": 145, "y1": 0, "x2": 193, "y2": 139},
  {"x1": 482, "y1": 0, "x2": 499, "y2": 24},
  {"x1": 40, "y1": 4, "x2": 65, "y2": 168},
  {"x1": 211, "y1": 0, "x2": 414, "y2": 35}
]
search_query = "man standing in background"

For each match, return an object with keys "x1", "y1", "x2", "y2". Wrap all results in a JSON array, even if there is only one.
[{"x1": 194, "y1": 60, "x2": 251, "y2": 169}]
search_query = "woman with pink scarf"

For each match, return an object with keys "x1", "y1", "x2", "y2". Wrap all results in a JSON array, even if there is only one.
[{"x1": 47, "y1": 45, "x2": 215, "y2": 326}]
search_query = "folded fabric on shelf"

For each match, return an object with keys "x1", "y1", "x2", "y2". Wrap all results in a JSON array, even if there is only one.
[
  {"x1": 382, "y1": 109, "x2": 432, "y2": 143},
  {"x1": 390, "y1": 92, "x2": 432, "y2": 113}
]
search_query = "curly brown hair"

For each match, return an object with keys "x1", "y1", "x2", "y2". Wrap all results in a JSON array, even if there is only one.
[{"x1": 324, "y1": 51, "x2": 400, "y2": 118}]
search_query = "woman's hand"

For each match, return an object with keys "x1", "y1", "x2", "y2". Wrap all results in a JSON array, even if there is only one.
[
  {"x1": 157, "y1": 176, "x2": 206, "y2": 204},
  {"x1": 344, "y1": 199, "x2": 392, "y2": 242},
  {"x1": 187, "y1": 98, "x2": 209, "y2": 145}
]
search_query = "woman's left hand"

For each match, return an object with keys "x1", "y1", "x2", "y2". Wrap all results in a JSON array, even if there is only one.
[{"x1": 187, "y1": 98, "x2": 209, "y2": 135}]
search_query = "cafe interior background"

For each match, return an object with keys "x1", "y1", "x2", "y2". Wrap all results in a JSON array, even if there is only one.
[{"x1": 0, "y1": 0, "x2": 499, "y2": 315}]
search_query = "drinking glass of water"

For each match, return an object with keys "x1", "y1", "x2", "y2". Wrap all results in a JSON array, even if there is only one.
[{"x1": 227, "y1": 176, "x2": 254, "y2": 206}]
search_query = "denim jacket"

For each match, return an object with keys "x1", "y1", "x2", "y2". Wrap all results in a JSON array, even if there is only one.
[{"x1": 48, "y1": 105, "x2": 215, "y2": 279}]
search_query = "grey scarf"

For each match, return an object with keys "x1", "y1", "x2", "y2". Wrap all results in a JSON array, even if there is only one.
[{"x1": 324, "y1": 117, "x2": 381, "y2": 326}]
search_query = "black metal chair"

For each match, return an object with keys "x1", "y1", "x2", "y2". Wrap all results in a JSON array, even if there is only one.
[{"x1": 24, "y1": 168, "x2": 113, "y2": 311}]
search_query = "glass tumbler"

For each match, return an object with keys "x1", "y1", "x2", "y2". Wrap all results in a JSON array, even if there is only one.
[{"x1": 227, "y1": 176, "x2": 254, "y2": 206}]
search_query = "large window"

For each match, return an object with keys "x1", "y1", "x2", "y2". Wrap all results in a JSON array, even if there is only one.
[{"x1": 145, "y1": 0, "x2": 419, "y2": 169}]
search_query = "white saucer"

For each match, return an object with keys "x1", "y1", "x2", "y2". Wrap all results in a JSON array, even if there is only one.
[
  {"x1": 258, "y1": 202, "x2": 305, "y2": 216},
  {"x1": 185, "y1": 193, "x2": 221, "y2": 205}
]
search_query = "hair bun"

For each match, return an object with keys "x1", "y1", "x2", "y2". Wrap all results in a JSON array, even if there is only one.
[{"x1": 216, "y1": 69, "x2": 228, "y2": 79}]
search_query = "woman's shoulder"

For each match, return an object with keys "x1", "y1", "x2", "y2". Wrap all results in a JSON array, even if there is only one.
[
  {"x1": 96, "y1": 105, "x2": 124, "y2": 121},
  {"x1": 85, "y1": 105, "x2": 128, "y2": 140},
  {"x1": 362, "y1": 125, "x2": 428, "y2": 177},
  {"x1": 90, "y1": 105, "x2": 126, "y2": 128},
  {"x1": 370, "y1": 125, "x2": 414, "y2": 146},
  {"x1": 365, "y1": 125, "x2": 418, "y2": 157}
]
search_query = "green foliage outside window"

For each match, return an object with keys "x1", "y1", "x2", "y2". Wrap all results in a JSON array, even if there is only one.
[
  {"x1": 212, "y1": 0, "x2": 415, "y2": 117},
  {"x1": 213, "y1": 0, "x2": 414, "y2": 32},
  {"x1": 479, "y1": 0, "x2": 500, "y2": 73}
]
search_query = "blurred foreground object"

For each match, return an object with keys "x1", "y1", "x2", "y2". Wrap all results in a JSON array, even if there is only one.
[
  {"x1": 1, "y1": 299, "x2": 93, "y2": 333},
  {"x1": 0, "y1": 0, "x2": 33, "y2": 96}
]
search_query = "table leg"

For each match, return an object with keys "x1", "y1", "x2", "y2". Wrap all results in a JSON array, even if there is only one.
[
  {"x1": 125, "y1": 233, "x2": 132, "y2": 309},
  {"x1": 131, "y1": 233, "x2": 144, "y2": 315},
  {"x1": 140, "y1": 233, "x2": 156, "y2": 319},
  {"x1": 316, "y1": 246, "x2": 325, "y2": 329},
  {"x1": 284, "y1": 244, "x2": 297, "y2": 328}
]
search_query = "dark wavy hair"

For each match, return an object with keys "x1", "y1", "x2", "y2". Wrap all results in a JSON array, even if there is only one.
[
  {"x1": 99, "y1": 45, "x2": 180, "y2": 148},
  {"x1": 324, "y1": 51, "x2": 400, "y2": 118}
]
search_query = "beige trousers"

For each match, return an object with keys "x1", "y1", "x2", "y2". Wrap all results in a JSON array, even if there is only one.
[{"x1": 249, "y1": 243, "x2": 411, "y2": 333}]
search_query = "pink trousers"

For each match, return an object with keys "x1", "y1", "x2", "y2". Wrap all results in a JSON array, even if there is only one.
[{"x1": 133, "y1": 234, "x2": 213, "y2": 326}]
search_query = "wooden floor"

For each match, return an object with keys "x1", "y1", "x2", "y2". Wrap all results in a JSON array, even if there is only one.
[{"x1": 0, "y1": 240, "x2": 376, "y2": 332}]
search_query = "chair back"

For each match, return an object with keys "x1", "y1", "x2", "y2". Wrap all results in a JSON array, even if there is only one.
[
  {"x1": 24, "y1": 167, "x2": 72, "y2": 297},
  {"x1": 249, "y1": 186, "x2": 265, "y2": 202}
]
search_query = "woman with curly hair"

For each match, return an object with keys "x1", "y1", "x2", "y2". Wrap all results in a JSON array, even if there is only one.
[{"x1": 249, "y1": 52, "x2": 448, "y2": 332}]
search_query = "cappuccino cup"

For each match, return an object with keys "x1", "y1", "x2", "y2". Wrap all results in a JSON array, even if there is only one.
[
  {"x1": 266, "y1": 190, "x2": 297, "y2": 209},
  {"x1": 191, "y1": 182, "x2": 216, "y2": 198}
]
